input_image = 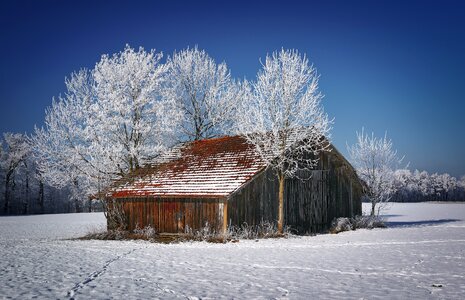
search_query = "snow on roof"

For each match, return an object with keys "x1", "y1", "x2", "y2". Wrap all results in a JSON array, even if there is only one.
[{"x1": 110, "y1": 135, "x2": 266, "y2": 199}]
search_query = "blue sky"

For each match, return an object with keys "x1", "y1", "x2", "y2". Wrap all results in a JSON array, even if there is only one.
[{"x1": 1, "y1": 0, "x2": 464, "y2": 177}]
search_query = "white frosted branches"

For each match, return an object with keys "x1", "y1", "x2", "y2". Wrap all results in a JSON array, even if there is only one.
[
  {"x1": 163, "y1": 46, "x2": 240, "y2": 141},
  {"x1": 32, "y1": 45, "x2": 182, "y2": 196},
  {"x1": 236, "y1": 49, "x2": 332, "y2": 178},
  {"x1": 347, "y1": 129, "x2": 404, "y2": 216}
]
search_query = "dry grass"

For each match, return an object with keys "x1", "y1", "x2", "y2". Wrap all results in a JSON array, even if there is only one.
[{"x1": 79, "y1": 221, "x2": 291, "y2": 244}]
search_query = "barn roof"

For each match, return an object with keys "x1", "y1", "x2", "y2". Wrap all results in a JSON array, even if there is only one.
[{"x1": 110, "y1": 135, "x2": 267, "y2": 199}]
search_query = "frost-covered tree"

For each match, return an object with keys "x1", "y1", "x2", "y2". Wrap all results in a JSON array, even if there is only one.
[
  {"x1": 430, "y1": 172, "x2": 457, "y2": 201},
  {"x1": 1, "y1": 133, "x2": 30, "y2": 213},
  {"x1": 392, "y1": 169, "x2": 412, "y2": 202},
  {"x1": 430, "y1": 173, "x2": 443, "y2": 197},
  {"x1": 413, "y1": 170, "x2": 431, "y2": 198},
  {"x1": 0, "y1": 130, "x2": 91, "y2": 215},
  {"x1": 32, "y1": 71, "x2": 92, "y2": 191},
  {"x1": 163, "y1": 46, "x2": 239, "y2": 141},
  {"x1": 348, "y1": 129, "x2": 404, "y2": 216},
  {"x1": 32, "y1": 45, "x2": 181, "y2": 200},
  {"x1": 440, "y1": 173, "x2": 456, "y2": 200},
  {"x1": 459, "y1": 176, "x2": 465, "y2": 189},
  {"x1": 458, "y1": 176, "x2": 465, "y2": 200},
  {"x1": 236, "y1": 49, "x2": 332, "y2": 233},
  {"x1": 92, "y1": 45, "x2": 180, "y2": 172}
]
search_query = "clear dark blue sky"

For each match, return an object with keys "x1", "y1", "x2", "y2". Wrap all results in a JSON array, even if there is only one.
[{"x1": 1, "y1": 0, "x2": 464, "y2": 177}]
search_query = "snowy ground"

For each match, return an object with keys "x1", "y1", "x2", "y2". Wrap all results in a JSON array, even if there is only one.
[{"x1": 1, "y1": 203, "x2": 464, "y2": 299}]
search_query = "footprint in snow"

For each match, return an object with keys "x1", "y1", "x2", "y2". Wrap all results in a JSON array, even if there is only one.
[{"x1": 277, "y1": 286, "x2": 289, "y2": 297}]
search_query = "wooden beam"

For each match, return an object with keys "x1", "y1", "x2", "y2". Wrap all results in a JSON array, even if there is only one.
[{"x1": 223, "y1": 201, "x2": 228, "y2": 235}]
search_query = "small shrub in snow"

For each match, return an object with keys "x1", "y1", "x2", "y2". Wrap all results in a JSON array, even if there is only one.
[
  {"x1": 133, "y1": 225, "x2": 157, "y2": 239},
  {"x1": 329, "y1": 217, "x2": 354, "y2": 234},
  {"x1": 226, "y1": 221, "x2": 291, "y2": 240},
  {"x1": 192, "y1": 222, "x2": 222, "y2": 242},
  {"x1": 330, "y1": 215, "x2": 386, "y2": 234},
  {"x1": 352, "y1": 215, "x2": 386, "y2": 229},
  {"x1": 181, "y1": 221, "x2": 291, "y2": 242}
]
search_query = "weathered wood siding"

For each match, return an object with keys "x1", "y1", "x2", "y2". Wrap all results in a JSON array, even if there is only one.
[
  {"x1": 118, "y1": 198, "x2": 225, "y2": 233},
  {"x1": 227, "y1": 168, "x2": 279, "y2": 228},
  {"x1": 113, "y1": 149, "x2": 362, "y2": 234},
  {"x1": 228, "y1": 150, "x2": 363, "y2": 234}
]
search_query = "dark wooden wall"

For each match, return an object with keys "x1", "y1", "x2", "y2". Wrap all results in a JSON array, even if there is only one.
[
  {"x1": 227, "y1": 168, "x2": 278, "y2": 227},
  {"x1": 228, "y1": 150, "x2": 363, "y2": 234},
  {"x1": 118, "y1": 198, "x2": 224, "y2": 233}
]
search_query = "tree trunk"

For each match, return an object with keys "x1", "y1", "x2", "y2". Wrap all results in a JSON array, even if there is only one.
[
  {"x1": 4, "y1": 180, "x2": 8, "y2": 214},
  {"x1": 370, "y1": 201, "x2": 376, "y2": 217},
  {"x1": 73, "y1": 179, "x2": 81, "y2": 213},
  {"x1": 38, "y1": 180, "x2": 44, "y2": 214},
  {"x1": 278, "y1": 173, "x2": 285, "y2": 234},
  {"x1": 3, "y1": 171, "x2": 12, "y2": 214},
  {"x1": 23, "y1": 172, "x2": 29, "y2": 214}
]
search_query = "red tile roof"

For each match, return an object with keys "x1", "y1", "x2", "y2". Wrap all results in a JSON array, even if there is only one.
[{"x1": 110, "y1": 135, "x2": 266, "y2": 199}]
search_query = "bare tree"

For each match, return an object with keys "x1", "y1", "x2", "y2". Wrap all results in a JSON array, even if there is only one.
[
  {"x1": 235, "y1": 49, "x2": 332, "y2": 233},
  {"x1": 347, "y1": 129, "x2": 404, "y2": 216},
  {"x1": 163, "y1": 46, "x2": 239, "y2": 141}
]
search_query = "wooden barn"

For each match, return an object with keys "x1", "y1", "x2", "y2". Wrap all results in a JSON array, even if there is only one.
[{"x1": 107, "y1": 135, "x2": 363, "y2": 234}]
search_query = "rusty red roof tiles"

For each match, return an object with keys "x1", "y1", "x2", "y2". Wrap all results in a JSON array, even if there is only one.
[{"x1": 110, "y1": 135, "x2": 266, "y2": 199}]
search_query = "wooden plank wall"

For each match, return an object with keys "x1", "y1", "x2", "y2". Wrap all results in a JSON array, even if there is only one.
[
  {"x1": 228, "y1": 150, "x2": 363, "y2": 234},
  {"x1": 227, "y1": 168, "x2": 279, "y2": 228},
  {"x1": 120, "y1": 198, "x2": 224, "y2": 233},
  {"x1": 285, "y1": 170, "x2": 328, "y2": 233}
]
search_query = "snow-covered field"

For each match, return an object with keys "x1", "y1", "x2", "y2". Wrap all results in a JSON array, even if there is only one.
[{"x1": 1, "y1": 203, "x2": 464, "y2": 299}]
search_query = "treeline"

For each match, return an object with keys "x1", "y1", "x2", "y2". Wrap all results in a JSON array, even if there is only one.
[
  {"x1": 392, "y1": 169, "x2": 465, "y2": 202},
  {"x1": 0, "y1": 133, "x2": 97, "y2": 215},
  {"x1": 2, "y1": 133, "x2": 464, "y2": 214}
]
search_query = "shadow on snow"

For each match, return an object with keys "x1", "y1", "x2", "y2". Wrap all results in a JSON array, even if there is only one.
[
  {"x1": 385, "y1": 219, "x2": 461, "y2": 228},
  {"x1": 381, "y1": 214, "x2": 404, "y2": 218}
]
